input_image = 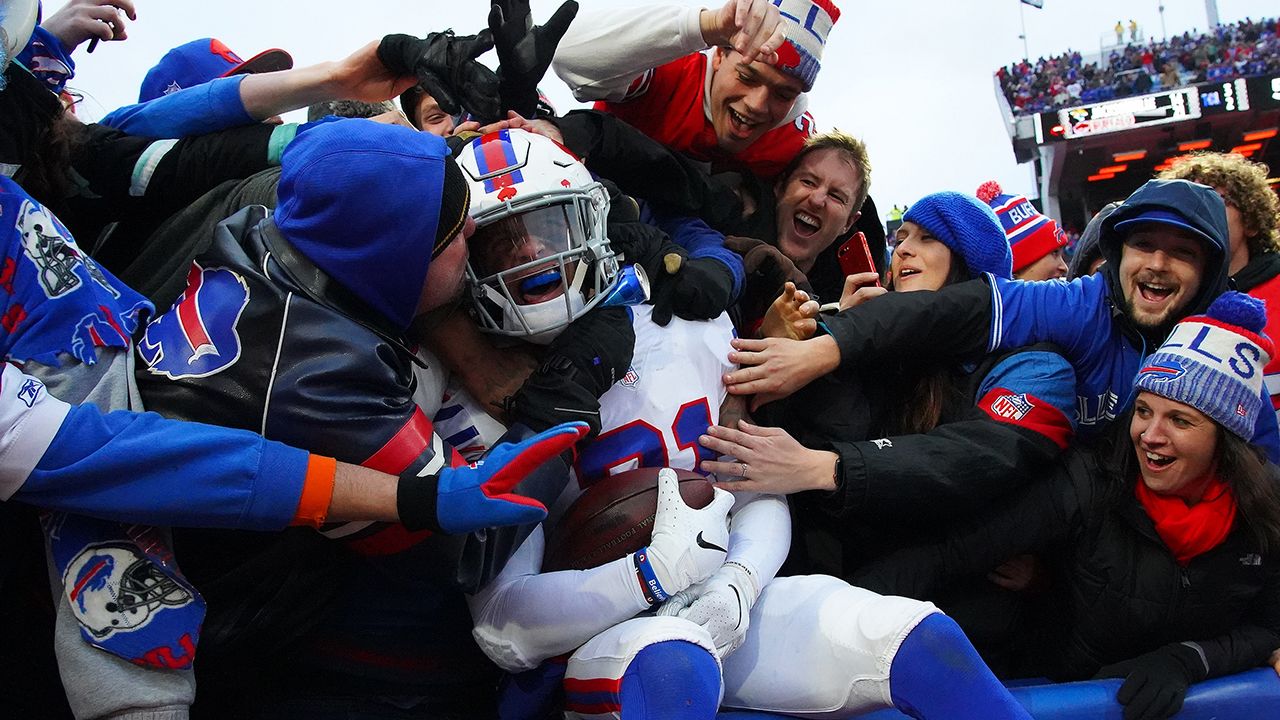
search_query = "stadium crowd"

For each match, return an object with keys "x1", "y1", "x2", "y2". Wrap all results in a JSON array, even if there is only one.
[
  {"x1": 2, "y1": 0, "x2": 1280, "y2": 719},
  {"x1": 999, "y1": 15, "x2": 1280, "y2": 116}
]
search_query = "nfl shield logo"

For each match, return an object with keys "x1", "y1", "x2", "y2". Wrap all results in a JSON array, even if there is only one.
[
  {"x1": 990, "y1": 393, "x2": 1034, "y2": 421},
  {"x1": 621, "y1": 366, "x2": 640, "y2": 387}
]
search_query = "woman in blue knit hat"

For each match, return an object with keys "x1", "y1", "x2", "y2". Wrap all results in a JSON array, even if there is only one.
[
  {"x1": 888, "y1": 190, "x2": 1013, "y2": 291},
  {"x1": 855, "y1": 291, "x2": 1280, "y2": 720}
]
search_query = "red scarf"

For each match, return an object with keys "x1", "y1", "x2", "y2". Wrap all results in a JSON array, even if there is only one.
[{"x1": 1135, "y1": 475, "x2": 1237, "y2": 565}]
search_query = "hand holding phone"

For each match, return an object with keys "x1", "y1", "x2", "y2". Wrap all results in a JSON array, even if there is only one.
[{"x1": 837, "y1": 232, "x2": 881, "y2": 288}]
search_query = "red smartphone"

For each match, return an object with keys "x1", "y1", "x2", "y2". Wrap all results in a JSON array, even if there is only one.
[{"x1": 836, "y1": 232, "x2": 881, "y2": 287}]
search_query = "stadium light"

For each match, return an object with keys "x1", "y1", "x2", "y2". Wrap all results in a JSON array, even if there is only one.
[
  {"x1": 1178, "y1": 139, "x2": 1213, "y2": 151},
  {"x1": 1087, "y1": 172, "x2": 1117, "y2": 182},
  {"x1": 1112, "y1": 150, "x2": 1148, "y2": 162},
  {"x1": 1229, "y1": 143, "x2": 1263, "y2": 156},
  {"x1": 1098, "y1": 165, "x2": 1129, "y2": 174},
  {"x1": 1242, "y1": 128, "x2": 1277, "y2": 142}
]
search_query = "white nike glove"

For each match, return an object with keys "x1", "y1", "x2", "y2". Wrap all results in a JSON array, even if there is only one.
[
  {"x1": 658, "y1": 561, "x2": 759, "y2": 658},
  {"x1": 630, "y1": 468, "x2": 734, "y2": 605}
]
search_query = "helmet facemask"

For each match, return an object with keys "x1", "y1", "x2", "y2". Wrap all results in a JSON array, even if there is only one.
[{"x1": 459, "y1": 130, "x2": 620, "y2": 344}]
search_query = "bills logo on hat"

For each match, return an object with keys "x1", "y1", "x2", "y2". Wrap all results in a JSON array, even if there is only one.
[
  {"x1": 1138, "y1": 359, "x2": 1186, "y2": 383},
  {"x1": 138, "y1": 263, "x2": 250, "y2": 379}
]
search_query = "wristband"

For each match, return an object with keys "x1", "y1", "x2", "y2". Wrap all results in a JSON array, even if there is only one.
[
  {"x1": 396, "y1": 471, "x2": 441, "y2": 532},
  {"x1": 632, "y1": 546, "x2": 669, "y2": 605}
]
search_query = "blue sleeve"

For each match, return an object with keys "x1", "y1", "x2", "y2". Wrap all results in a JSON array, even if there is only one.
[
  {"x1": 990, "y1": 274, "x2": 1107, "y2": 363},
  {"x1": 647, "y1": 209, "x2": 744, "y2": 301},
  {"x1": 1250, "y1": 387, "x2": 1280, "y2": 463},
  {"x1": 17, "y1": 404, "x2": 310, "y2": 530},
  {"x1": 99, "y1": 76, "x2": 254, "y2": 138},
  {"x1": 16, "y1": 26, "x2": 75, "y2": 94},
  {"x1": 976, "y1": 348, "x2": 1078, "y2": 447}
]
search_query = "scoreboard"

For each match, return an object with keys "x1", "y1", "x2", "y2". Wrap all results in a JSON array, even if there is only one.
[{"x1": 1036, "y1": 72, "x2": 1280, "y2": 143}]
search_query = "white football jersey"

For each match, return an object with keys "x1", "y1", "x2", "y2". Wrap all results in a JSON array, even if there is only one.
[{"x1": 550, "y1": 305, "x2": 734, "y2": 522}]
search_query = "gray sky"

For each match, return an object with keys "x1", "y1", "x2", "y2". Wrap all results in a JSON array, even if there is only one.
[{"x1": 52, "y1": 0, "x2": 1279, "y2": 221}]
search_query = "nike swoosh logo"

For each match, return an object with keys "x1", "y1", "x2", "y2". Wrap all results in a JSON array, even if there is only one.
[
  {"x1": 731, "y1": 585, "x2": 743, "y2": 630},
  {"x1": 695, "y1": 532, "x2": 727, "y2": 553}
]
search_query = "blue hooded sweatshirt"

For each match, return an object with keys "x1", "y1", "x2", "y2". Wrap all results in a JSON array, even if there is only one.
[
  {"x1": 986, "y1": 179, "x2": 1279, "y2": 457},
  {"x1": 273, "y1": 119, "x2": 454, "y2": 333}
]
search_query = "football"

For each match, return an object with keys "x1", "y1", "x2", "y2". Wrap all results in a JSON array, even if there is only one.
[{"x1": 542, "y1": 467, "x2": 715, "y2": 572}]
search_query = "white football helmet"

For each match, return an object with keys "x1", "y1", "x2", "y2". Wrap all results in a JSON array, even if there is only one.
[
  {"x1": 456, "y1": 129, "x2": 619, "y2": 344},
  {"x1": 1, "y1": 0, "x2": 39, "y2": 79}
]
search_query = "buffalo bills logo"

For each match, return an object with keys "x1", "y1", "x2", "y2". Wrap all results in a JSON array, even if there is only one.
[
  {"x1": 70, "y1": 308, "x2": 130, "y2": 364},
  {"x1": 138, "y1": 264, "x2": 250, "y2": 380},
  {"x1": 63, "y1": 543, "x2": 195, "y2": 640},
  {"x1": 1138, "y1": 359, "x2": 1186, "y2": 383}
]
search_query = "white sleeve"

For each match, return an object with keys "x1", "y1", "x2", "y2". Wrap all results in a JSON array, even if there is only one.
[
  {"x1": 0, "y1": 363, "x2": 71, "y2": 501},
  {"x1": 724, "y1": 491, "x2": 791, "y2": 591},
  {"x1": 467, "y1": 524, "x2": 655, "y2": 672},
  {"x1": 551, "y1": 4, "x2": 708, "y2": 101}
]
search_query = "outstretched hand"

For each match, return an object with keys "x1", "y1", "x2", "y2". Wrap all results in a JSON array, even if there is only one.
[
  {"x1": 759, "y1": 282, "x2": 819, "y2": 340},
  {"x1": 701, "y1": 0, "x2": 785, "y2": 64},
  {"x1": 700, "y1": 420, "x2": 837, "y2": 494},
  {"x1": 42, "y1": 0, "x2": 136, "y2": 52},
  {"x1": 723, "y1": 335, "x2": 839, "y2": 410},
  {"x1": 489, "y1": 0, "x2": 579, "y2": 117},
  {"x1": 377, "y1": 31, "x2": 501, "y2": 120},
  {"x1": 399, "y1": 421, "x2": 590, "y2": 534}
]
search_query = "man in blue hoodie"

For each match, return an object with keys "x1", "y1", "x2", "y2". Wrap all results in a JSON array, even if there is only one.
[
  {"x1": 133, "y1": 119, "x2": 593, "y2": 717},
  {"x1": 717, "y1": 178, "x2": 1280, "y2": 459}
]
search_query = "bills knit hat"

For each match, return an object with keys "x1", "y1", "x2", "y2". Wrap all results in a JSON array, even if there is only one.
[
  {"x1": 903, "y1": 191, "x2": 1013, "y2": 279},
  {"x1": 139, "y1": 38, "x2": 293, "y2": 102},
  {"x1": 976, "y1": 180, "x2": 1068, "y2": 272},
  {"x1": 1135, "y1": 291, "x2": 1273, "y2": 440},
  {"x1": 770, "y1": 0, "x2": 840, "y2": 91}
]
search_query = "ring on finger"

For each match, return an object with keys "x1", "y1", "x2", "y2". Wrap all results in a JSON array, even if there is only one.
[{"x1": 739, "y1": 462, "x2": 749, "y2": 479}]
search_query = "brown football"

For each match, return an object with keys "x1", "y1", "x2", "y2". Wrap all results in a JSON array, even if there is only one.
[{"x1": 542, "y1": 467, "x2": 715, "y2": 572}]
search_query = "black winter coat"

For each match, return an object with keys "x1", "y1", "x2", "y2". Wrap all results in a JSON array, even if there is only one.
[{"x1": 856, "y1": 447, "x2": 1280, "y2": 681}]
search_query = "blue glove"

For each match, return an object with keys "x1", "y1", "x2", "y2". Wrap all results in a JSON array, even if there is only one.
[{"x1": 397, "y1": 421, "x2": 589, "y2": 534}]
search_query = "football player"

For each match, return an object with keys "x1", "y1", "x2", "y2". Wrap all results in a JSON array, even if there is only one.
[{"x1": 454, "y1": 129, "x2": 1031, "y2": 720}]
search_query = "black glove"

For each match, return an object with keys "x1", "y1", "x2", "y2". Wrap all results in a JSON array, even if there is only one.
[
  {"x1": 489, "y1": 0, "x2": 579, "y2": 118},
  {"x1": 1093, "y1": 643, "x2": 1208, "y2": 720},
  {"x1": 377, "y1": 32, "x2": 501, "y2": 121},
  {"x1": 724, "y1": 235, "x2": 804, "y2": 323},
  {"x1": 650, "y1": 252, "x2": 737, "y2": 327},
  {"x1": 505, "y1": 305, "x2": 636, "y2": 436}
]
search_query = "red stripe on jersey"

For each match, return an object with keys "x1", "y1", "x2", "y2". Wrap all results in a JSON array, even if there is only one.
[
  {"x1": 979, "y1": 387, "x2": 1073, "y2": 449},
  {"x1": 364, "y1": 408, "x2": 437, "y2": 474},
  {"x1": 564, "y1": 676, "x2": 623, "y2": 693}
]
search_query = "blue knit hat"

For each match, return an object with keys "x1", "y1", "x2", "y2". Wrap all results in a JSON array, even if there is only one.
[
  {"x1": 902, "y1": 191, "x2": 1013, "y2": 279},
  {"x1": 1135, "y1": 291, "x2": 1274, "y2": 440}
]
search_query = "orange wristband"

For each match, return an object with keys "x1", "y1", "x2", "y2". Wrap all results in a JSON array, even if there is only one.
[{"x1": 292, "y1": 454, "x2": 337, "y2": 527}]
